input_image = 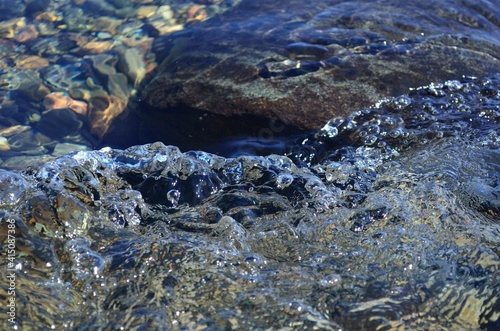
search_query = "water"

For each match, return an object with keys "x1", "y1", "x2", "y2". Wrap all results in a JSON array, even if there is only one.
[
  {"x1": 1, "y1": 75, "x2": 499, "y2": 330},
  {"x1": 0, "y1": 0, "x2": 499, "y2": 330}
]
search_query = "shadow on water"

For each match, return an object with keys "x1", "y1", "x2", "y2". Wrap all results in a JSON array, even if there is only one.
[{"x1": 100, "y1": 101, "x2": 308, "y2": 158}]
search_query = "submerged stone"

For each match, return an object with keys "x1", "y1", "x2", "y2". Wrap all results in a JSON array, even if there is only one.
[{"x1": 142, "y1": 0, "x2": 500, "y2": 136}]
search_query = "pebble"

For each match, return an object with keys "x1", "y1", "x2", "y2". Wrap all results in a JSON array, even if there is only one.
[
  {"x1": 52, "y1": 142, "x2": 91, "y2": 156},
  {"x1": 0, "y1": 136, "x2": 10, "y2": 151},
  {"x1": 92, "y1": 16, "x2": 123, "y2": 34},
  {"x1": 0, "y1": 125, "x2": 31, "y2": 137},
  {"x1": 117, "y1": 47, "x2": 147, "y2": 88},
  {"x1": 0, "y1": 0, "x2": 240, "y2": 160},
  {"x1": 0, "y1": 17, "x2": 26, "y2": 39},
  {"x1": 14, "y1": 55, "x2": 50, "y2": 69},
  {"x1": 80, "y1": 39, "x2": 114, "y2": 54},
  {"x1": 135, "y1": 5, "x2": 158, "y2": 19},
  {"x1": 36, "y1": 108, "x2": 83, "y2": 140},
  {"x1": 157, "y1": 5, "x2": 174, "y2": 21},
  {"x1": 44, "y1": 92, "x2": 88, "y2": 116},
  {"x1": 89, "y1": 95, "x2": 128, "y2": 138}
]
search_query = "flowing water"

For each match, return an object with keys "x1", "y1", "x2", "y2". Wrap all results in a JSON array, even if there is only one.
[
  {"x1": 0, "y1": 74, "x2": 498, "y2": 330},
  {"x1": 0, "y1": 1, "x2": 499, "y2": 330}
]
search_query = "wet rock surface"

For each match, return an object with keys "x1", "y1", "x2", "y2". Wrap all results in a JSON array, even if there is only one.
[
  {"x1": 143, "y1": 0, "x2": 500, "y2": 133},
  {"x1": 1, "y1": 75, "x2": 498, "y2": 330}
]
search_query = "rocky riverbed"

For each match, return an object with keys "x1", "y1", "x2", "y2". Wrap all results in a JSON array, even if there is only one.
[{"x1": 0, "y1": 0, "x2": 499, "y2": 330}]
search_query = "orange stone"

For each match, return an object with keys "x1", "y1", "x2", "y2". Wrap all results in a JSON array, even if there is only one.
[
  {"x1": 80, "y1": 40, "x2": 114, "y2": 54},
  {"x1": 187, "y1": 5, "x2": 207, "y2": 22},
  {"x1": 44, "y1": 92, "x2": 88, "y2": 116},
  {"x1": 68, "y1": 99, "x2": 88, "y2": 116},
  {"x1": 15, "y1": 55, "x2": 50, "y2": 69},
  {"x1": 44, "y1": 92, "x2": 71, "y2": 110},
  {"x1": 89, "y1": 95, "x2": 128, "y2": 138}
]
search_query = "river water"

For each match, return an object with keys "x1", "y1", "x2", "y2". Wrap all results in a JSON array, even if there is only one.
[{"x1": 0, "y1": 1, "x2": 499, "y2": 330}]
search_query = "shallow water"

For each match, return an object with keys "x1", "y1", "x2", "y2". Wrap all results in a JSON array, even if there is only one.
[
  {"x1": 1, "y1": 74, "x2": 499, "y2": 330},
  {"x1": 0, "y1": 0, "x2": 499, "y2": 331}
]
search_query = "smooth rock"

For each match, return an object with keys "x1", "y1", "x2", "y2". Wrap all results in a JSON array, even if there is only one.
[
  {"x1": 0, "y1": 136, "x2": 9, "y2": 151},
  {"x1": 116, "y1": 47, "x2": 147, "y2": 88},
  {"x1": 36, "y1": 108, "x2": 84, "y2": 140},
  {"x1": 52, "y1": 142, "x2": 91, "y2": 156},
  {"x1": 0, "y1": 17, "x2": 26, "y2": 38},
  {"x1": 143, "y1": 0, "x2": 500, "y2": 132}
]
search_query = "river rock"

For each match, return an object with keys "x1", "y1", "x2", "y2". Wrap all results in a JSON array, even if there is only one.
[
  {"x1": 142, "y1": 0, "x2": 500, "y2": 133},
  {"x1": 0, "y1": 75, "x2": 498, "y2": 330}
]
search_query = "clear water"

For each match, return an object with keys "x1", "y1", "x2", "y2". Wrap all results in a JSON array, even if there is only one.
[{"x1": 0, "y1": 0, "x2": 499, "y2": 330}]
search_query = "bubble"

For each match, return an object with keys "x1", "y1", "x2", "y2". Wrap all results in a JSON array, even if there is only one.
[
  {"x1": 320, "y1": 274, "x2": 342, "y2": 287},
  {"x1": 389, "y1": 127, "x2": 404, "y2": 138},
  {"x1": 444, "y1": 80, "x2": 463, "y2": 92},
  {"x1": 276, "y1": 173, "x2": 294, "y2": 189},
  {"x1": 393, "y1": 95, "x2": 411, "y2": 110},
  {"x1": 365, "y1": 124, "x2": 380, "y2": 135},
  {"x1": 305, "y1": 177, "x2": 323, "y2": 192},
  {"x1": 167, "y1": 189, "x2": 181, "y2": 207},
  {"x1": 449, "y1": 93, "x2": 465, "y2": 105},
  {"x1": 320, "y1": 123, "x2": 339, "y2": 138},
  {"x1": 340, "y1": 119, "x2": 357, "y2": 131},
  {"x1": 65, "y1": 238, "x2": 106, "y2": 279},
  {"x1": 0, "y1": 170, "x2": 28, "y2": 206},
  {"x1": 362, "y1": 134, "x2": 378, "y2": 146},
  {"x1": 379, "y1": 115, "x2": 395, "y2": 127},
  {"x1": 326, "y1": 163, "x2": 352, "y2": 185},
  {"x1": 426, "y1": 82, "x2": 446, "y2": 96},
  {"x1": 285, "y1": 42, "x2": 331, "y2": 61}
]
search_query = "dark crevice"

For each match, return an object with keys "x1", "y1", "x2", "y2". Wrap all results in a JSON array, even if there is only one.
[{"x1": 100, "y1": 101, "x2": 307, "y2": 158}]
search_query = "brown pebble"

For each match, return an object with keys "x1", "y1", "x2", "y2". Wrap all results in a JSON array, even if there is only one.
[
  {"x1": 0, "y1": 125, "x2": 31, "y2": 138},
  {"x1": 13, "y1": 24, "x2": 39, "y2": 43},
  {"x1": 44, "y1": 92, "x2": 88, "y2": 116},
  {"x1": 0, "y1": 17, "x2": 26, "y2": 39},
  {"x1": 135, "y1": 5, "x2": 158, "y2": 19},
  {"x1": 34, "y1": 11, "x2": 60, "y2": 22},
  {"x1": 92, "y1": 17, "x2": 123, "y2": 34},
  {"x1": 15, "y1": 55, "x2": 49, "y2": 69},
  {"x1": 80, "y1": 40, "x2": 114, "y2": 54},
  {"x1": 89, "y1": 95, "x2": 128, "y2": 138},
  {"x1": 187, "y1": 5, "x2": 207, "y2": 22}
]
